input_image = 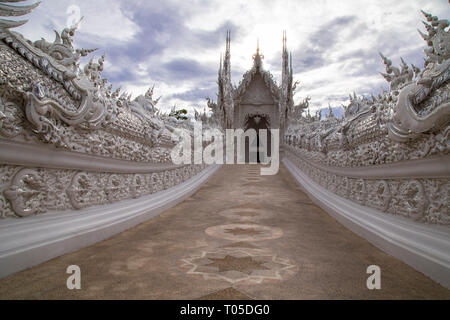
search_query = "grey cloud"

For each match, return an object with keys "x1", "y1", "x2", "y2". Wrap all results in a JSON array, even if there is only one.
[
  {"x1": 300, "y1": 79, "x2": 332, "y2": 91},
  {"x1": 292, "y1": 47, "x2": 326, "y2": 73},
  {"x1": 337, "y1": 49, "x2": 382, "y2": 77},
  {"x1": 43, "y1": 0, "x2": 436, "y2": 111},
  {"x1": 289, "y1": 15, "x2": 359, "y2": 73},
  {"x1": 73, "y1": 1, "x2": 239, "y2": 94},
  {"x1": 170, "y1": 86, "x2": 217, "y2": 103},
  {"x1": 311, "y1": 15, "x2": 357, "y2": 50},
  {"x1": 162, "y1": 59, "x2": 217, "y2": 81}
]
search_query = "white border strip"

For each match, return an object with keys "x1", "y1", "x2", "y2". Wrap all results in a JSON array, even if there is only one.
[
  {"x1": 0, "y1": 139, "x2": 181, "y2": 173},
  {"x1": 0, "y1": 165, "x2": 221, "y2": 279},
  {"x1": 283, "y1": 158, "x2": 450, "y2": 289},
  {"x1": 284, "y1": 146, "x2": 450, "y2": 179}
]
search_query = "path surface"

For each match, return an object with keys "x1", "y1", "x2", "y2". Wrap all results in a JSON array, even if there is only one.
[{"x1": 0, "y1": 164, "x2": 449, "y2": 299}]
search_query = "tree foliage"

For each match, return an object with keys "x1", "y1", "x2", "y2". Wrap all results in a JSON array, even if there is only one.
[{"x1": 169, "y1": 108, "x2": 188, "y2": 120}]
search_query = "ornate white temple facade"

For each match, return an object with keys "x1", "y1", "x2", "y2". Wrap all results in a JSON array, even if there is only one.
[
  {"x1": 0, "y1": 1, "x2": 449, "y2": 289},
  {"x1": 207, "y1": 32, "x2": 296, "y2": 162}
]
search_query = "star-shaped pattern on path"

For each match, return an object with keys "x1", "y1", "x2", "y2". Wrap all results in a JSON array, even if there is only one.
[
  {"x1": 180, "y1": 248, "x2": 297, "y2": 284},
  {"x1": 204, "y1": 255, "x2": 269, "y2": 274},
  {"x1": 225, "y1": 227, "x2": 264, "y2": 236}
]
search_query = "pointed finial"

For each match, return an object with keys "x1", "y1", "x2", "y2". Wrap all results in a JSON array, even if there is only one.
[
  {"x1": 252, "y1": 38, "x2": 264, "y2": 65},
  {"x1": 284, "y1": 30, "x2": 287, "y2": 51}
]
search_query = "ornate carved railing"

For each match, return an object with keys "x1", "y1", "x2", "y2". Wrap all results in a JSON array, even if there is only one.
[
  {"x1": 284, "y1": 10, "x2": 449, "y2": 227},
  {"x1": 0, "y1": 1, "x2": 220, "y2": 278},
  {"x1": 0, "y1": 1, "x2": 211, "y2": 219},
  {"x1": 283, "y1": 10, "x2": 449, "y2": 288},
  {"x1": 284, "y1": 145, "x2": 449, "y2": 225}
]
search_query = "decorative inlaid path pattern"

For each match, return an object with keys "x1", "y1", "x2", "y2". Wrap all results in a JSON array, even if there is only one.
[{"x1": 0, "y1": 164, "x2": 449, "y2": 299}]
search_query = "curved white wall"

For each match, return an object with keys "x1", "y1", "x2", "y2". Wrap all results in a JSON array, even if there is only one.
[
  {"x1": 0, "y1": 165, "x2": 221, "y2": 279},
  {"x1": 283, "y1": 158, "x2": 450, "y2": 289}
]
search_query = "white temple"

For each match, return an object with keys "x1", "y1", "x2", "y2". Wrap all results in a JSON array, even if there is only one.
[{"x1": 0, "y1": 1, "x2": 449, "y2": 299}]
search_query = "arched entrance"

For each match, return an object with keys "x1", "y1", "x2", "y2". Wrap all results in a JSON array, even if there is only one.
[{"x1": 244, "y1": 114, "x2": 271, "y2": 163}]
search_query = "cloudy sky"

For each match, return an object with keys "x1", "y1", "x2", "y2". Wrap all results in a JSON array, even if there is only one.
[{"x1": 14, "y1": 0, "x2": 450, "y2": 115}]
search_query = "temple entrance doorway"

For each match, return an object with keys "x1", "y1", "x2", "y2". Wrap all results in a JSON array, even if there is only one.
[{"x1": 244, "y1": 115, "x2": 271, "y2": 164}]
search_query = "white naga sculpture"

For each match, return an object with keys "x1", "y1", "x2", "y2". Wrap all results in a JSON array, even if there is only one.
[
  {"x1": 0, "y1": 1, "x2": 207, "y2": 218},
  {"x1": 284, "y1": 10, "x2": 449, "y2": 226},
  {"x1": 387, "y1": 11, "x2": 450, "y2": 142}
]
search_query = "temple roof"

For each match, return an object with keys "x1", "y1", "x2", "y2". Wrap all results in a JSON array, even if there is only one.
[{"x1": 233, "y1": 41, "x2": 281, "y2": 104}]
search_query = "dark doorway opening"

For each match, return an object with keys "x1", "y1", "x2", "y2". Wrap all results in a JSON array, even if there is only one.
[{"x1": 244, "y1": 115, "x2": 271, "y2": 163}]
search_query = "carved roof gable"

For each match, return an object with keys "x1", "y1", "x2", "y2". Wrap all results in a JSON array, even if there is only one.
[
  {"x1": 234, "y1": 50, "x2": 280, "y2": 105},
  {"x1": 240, "y1": 72, "x2": 275, "y2": 105}
]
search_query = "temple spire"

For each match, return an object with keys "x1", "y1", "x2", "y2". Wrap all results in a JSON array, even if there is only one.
[
  {"x1": 282, "y1": 31, "x2": 290, "y2": 83},
  {"x1": 223, "y1": 30, "x2": 231, "y2": 79},
  {"x1": 290, "y1": 51, "x2": 293, "y2": 75},
  {"x1": 252, "y1": 38, "x2": 264, "y2": 68}
]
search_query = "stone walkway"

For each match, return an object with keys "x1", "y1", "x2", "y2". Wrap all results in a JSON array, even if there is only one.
[{"x1": 0, "y1": 164, "x2": 449, "y2": 299}]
